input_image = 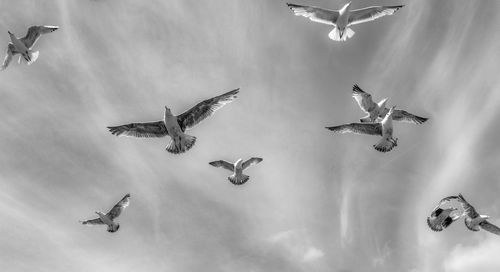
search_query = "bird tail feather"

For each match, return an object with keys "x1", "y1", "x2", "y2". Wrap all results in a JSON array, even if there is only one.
[
  {"x1": 328, "y1": 27, "x2": 355, "y2": 41},
  {"x1": 373, "y1": 138, "x2": 396, "y2": 152},
  {"x1": 166, "y1": 134, "x2": 196, "y2": 154},
  {"x1": 228, "y1": 174, "x2": 250, "y2": 185}
]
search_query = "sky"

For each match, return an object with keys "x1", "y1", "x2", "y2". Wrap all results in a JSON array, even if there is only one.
[{"x1": 0, "y1": 0, "x2": 500, "y2": 271}]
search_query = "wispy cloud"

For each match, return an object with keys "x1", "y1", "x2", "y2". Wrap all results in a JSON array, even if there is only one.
[{"x1": 269, "y1": 229, "x2": 324, "y2": 263}]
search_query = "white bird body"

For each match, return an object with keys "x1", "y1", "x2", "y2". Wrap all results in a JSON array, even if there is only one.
[{"x1": 163, "y1": 107, "x2": 196, "y2": 153}]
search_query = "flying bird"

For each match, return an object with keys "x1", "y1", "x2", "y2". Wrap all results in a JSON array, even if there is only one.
[
  {"x1": 209, "y1": 157, "x2": 263, "y2": 185},
  {"x1": 352, "y1": 84, "x2": 428, "y2": 124},
  {"x1": 80, "y1": 193, "x2": 130, "y2": 233},
  {"x1": 286, "y1": 2, "x2": 404, "y2": 41},
  {"x1": 427, "y1": 196, "x2": 462, "y2": 232},
  {"x1": 107, "y1": 88, "x2": 239, "y2": 154},
  {"x1": 326, "y1": 106, "x2": 398, "y2": 152},
  {"x1": 1, "y1": 25, "x2": 59, "y2": 70},
  {"x1": 456, "y1": 194, "x2": 500, "y2": 235}
]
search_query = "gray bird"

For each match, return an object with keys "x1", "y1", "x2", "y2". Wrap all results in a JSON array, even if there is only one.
[
  {"x1": 107, "y1": 88, "x2": 239, "y2": 154},
  {"x1": 352, "y1": 84, "x2": 428, "y2": 124},
  {"x1": 286, "y1": 2, "x2": 404, "y2": 41},
  {"x1": 326, "y1": 106, "x2": 398, "y2": 152},
  {"x1": 209, "y1": 157, "x2": 263, "y2": 185},
  {"x1": 427, "y1": 196, "x2": 461, "y2": 232},
  {"x1": 80, "y1": 194, "x2": 130, "y2": 233},
  {"x1": 1, "y1": 25, "x2": 59, "y2": 70},
  {"x1": 457, "y1": 194, "x2": 500, "y2": 235}
]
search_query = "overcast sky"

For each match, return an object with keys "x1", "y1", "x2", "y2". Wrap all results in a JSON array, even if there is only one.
[{"x1": 1, "y1": 0, "x2": 500, "y2": 271}]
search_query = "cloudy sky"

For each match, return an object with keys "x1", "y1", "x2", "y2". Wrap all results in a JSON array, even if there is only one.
[{"x1": 1, "y1": 0, "x2": 500, "y2": 271}]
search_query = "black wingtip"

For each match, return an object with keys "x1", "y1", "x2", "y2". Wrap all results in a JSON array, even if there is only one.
[{"x1": 124, "y1": 193, "x2": 131, "y2": 198}]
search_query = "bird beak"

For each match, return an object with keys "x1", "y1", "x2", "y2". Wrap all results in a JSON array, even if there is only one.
[{"x1": 7, "y1": 31, "x2": 12, "y2": 35}]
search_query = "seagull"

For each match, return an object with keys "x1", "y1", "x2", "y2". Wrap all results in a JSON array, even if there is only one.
[
  {"x1": 1, "y1": 25, "x2": 59, "y2": 70},
  {"x1": 427, "y1": 196, "x2": 462, "y2": 232},
  {"x1": 209, "y1": 157, "x2": 263, "y2": 185},
  {"x1": 456, "y1": 194, "x2": 500, "y2": 235},
  {"x1": 326, "y1": 106, "x2": 398, "y2": 152},
  {"x1": 80, "y1": 193, "x2": 130, "y2": 233},
  {"x1": 286, "y1": 2, "x2": 404, "y2": 41},
  {"x1": 352, "y1": 84, "x2": 428, "y2": 124},
  {"x1": 107, "y1": 88, "x2": 239, "y2": 154}
]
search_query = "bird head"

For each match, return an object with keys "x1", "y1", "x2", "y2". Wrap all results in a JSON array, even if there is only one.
[{"x1": 164, "y1": 106, "x2": 172, "y2": 116}]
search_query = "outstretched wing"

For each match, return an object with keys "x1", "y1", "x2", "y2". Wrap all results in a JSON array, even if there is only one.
[
  {"x1": 1, "y1": 44, "x2": 18, "y2": 71},
  {"x1": 107, "y1": 121, "x2": 168, "y2": 138},
  {"x1": 352, "y1": 84, "x2": 377, "y2": 113},
  {"x1": 177, "y1": 88, "x2": 239, "y2": 131},
  {"x1": 21, "y1": 25, "x2": 59, "y2": 48},
  {"x1": 480, "y1": 221, "x2": 500, "y2": 235},
  {"x1": 326, "y1": 123, "x2": 382, "y2": 136},
  {"x1": 81, "y1": 218, "x2": 104, "y2": 225},
  {"x1": 392, "y1": 109, "x2": 428, "y2": 124},
  {"x1": 286, "y1": 3, "x2": 339, "y2": 25},
  {"x1": 242, "y1": 157, "x2": 263, "y2": 170},
  {"x1": 209, "y1": 160, "x2": 234, "y2": 172},
  {"x1": 106, "y1": 193, "x2": 130, "y2": 220},
  {"x1": 457, "y1": 194, "x2": 479, "y2": 218},
  {"x1": 348, "y1": 5, "x2": 404, "y2": 26}
]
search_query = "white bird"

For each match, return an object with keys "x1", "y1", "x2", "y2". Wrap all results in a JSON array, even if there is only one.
[
  {"x1": 427, "y1": 196, "x2": 462, "y2": 232},
  {"x1": 326, "y1": 106, "x2": 398, "y2": 152},
  {"x1": 1, "y1": 25, "x2": 59, "y2": 70},
  {"x1": 286, "y1": 2, "x2": 404, "y2": 41},
  {"x1": 209, "y1": 157, "x2": 263, "y2": 185},
  {"x1": 456, "y1": 194, "x2": 500, "y2": 235},
  {"x1": 108, "y1": 88, "x2": 239, "y2": 154},
  {"x1": 80, "y1": 193, "x2": 130, "y2": 233},
  {"x1": 352, "y1": 84, "x2": 428, "y2": 124}
]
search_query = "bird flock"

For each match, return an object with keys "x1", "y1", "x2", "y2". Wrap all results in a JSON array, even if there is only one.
[{"x1": 2, "y1": 0, "x2": 497, "y2": 256}]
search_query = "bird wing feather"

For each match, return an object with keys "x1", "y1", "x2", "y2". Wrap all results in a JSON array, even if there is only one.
[
  {"x1": 457, "y1": 194, "x2": 479, "y2": 218},
  {"x1": 325, "y1": 123, "x2": 382, "y2": 136},
  {"x1": 392, "y1": 109, "x2": 428, "y2": 124},
  {"x1": 81, "y1": 218, "x2": 104, "y2": 225},
  {"x1": 242, "y1": 157, "x2": 263, "y2": 170},
  {"x1": 286, "y1": 3, "x2": 339, "y2": 25},
  {"x1": 107, "y1": 121, "x2": 168, "y2": 138},
  {"x1": 21, "y1": 25, "x2": 59, "y2": 48},
  {"x1": 209, "y1": 160, "x2": 234, "y2": 172},
  {"x1": 1, "y1": 44, "x2": 18, "y2": 71},
  {"x1": 177, "y1": 88, "x2": 239, "y2": 131},
  {"x1": 352, "y1": 84, "x2": 376, "y2": 113},
  {"x1": 106, "y1": 194, "x2": 131, "y2": 220},
  {"x1": 348, "y1": 5, "x2": 404, "y2": 26},
  {"x1": 480, "y1": 221, "x2": 500, "y2": 235}
]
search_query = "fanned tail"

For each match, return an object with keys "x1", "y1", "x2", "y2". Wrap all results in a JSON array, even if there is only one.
[
  {"x1": 328, "y1": 27, "x2": 355, "y2": 41},
  {"x1": 166, "y1": 134, "x2": 196, "y2": 154},
  {"x1": 228, "y1": 174, "x2": 250, "y2": 185},
  {"x1": 373, "y1": 138, "x2": 397, "y2": 153}
]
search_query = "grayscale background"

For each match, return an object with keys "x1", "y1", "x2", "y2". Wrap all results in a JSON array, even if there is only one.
[{"x1": 0, "y1": 0, "x2": 499, "y2": 271}]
